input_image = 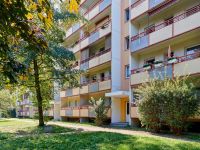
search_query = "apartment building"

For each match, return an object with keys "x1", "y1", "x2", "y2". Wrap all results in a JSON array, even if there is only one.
[
  {"x1": 16, "y1": 93, "x2": 54, "y2": 118},
  {"x1": 59, "y1": 0, "x2": 130, "y2": 124},
  {"x1": 130, "y1": 0, "x2": 200, "y2": 123},
  {"x1": 16, "y1": 93, "x2": 36, "y2": 118},
  {"x1": 57, "y1": 0, "x2": 200, "y2": 125}
]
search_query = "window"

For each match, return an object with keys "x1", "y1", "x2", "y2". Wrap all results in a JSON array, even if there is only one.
[
  {"x1": 126, "y1": 102, "x2": 130, "y2": 115},
  {"x1": 75, "y1": 100, "x2": 77, "y2": 107},
  {"x1": 100, "y1": 73, "x2": 105, "y2": 81},
  {"x1": 125, "y1": 36, "x2": 130, "y2": 50},
  {"x1": 186, "y1": 45, "x2": 200, "y2": 59},
  {"x1": 125, "y1": 8, "x2": 130, "y2": 22},
  {"x1": 125, "y1": 65, "x2": 130, "y2": 78},
  {"x1": 186, "y1": 45, "x2": 200, "y2": 55},
  {"x1": 145, "y1": 58, "x2": 155, "y2": 65}
]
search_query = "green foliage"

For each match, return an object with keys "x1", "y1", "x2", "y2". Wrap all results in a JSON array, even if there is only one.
[
  {"x1": 89, "y1": 97, "x2": 110, "y2": 126},
  {"x1": 0, "y1": 90, "x2": 15, "y2": 117},
  {"x1": 135, "y1": 77, "x2": 200, "y2": 134}
]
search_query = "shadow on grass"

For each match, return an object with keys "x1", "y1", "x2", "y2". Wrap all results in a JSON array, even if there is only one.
[{"x1": 0, "y1": 131, "x2": 200, "y2": 150}]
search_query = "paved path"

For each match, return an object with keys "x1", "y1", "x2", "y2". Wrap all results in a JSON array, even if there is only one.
[{"x1": 49, "y1": 121, "x2": 197, "y2": 142}]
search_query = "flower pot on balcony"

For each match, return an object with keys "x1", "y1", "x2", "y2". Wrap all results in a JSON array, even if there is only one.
[
  {"x1": 168, "y1": 57, "x2": 178, "y2": 64},
  {"x1": 154, "y1": 60, "x2": 163, "y2": 68},
  {"x1": 143, "y1": 64, "x2": 152, "y2": 70}
]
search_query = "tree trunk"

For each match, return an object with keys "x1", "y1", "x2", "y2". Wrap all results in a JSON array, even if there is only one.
[{"x1": 33, "y1": 59, "x2": 44, "y2": 126}]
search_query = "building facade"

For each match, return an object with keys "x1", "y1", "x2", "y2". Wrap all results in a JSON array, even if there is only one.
[
  {"x1": 58, "y1": 0, "x2": 200, "y2": 124},
  {"x1": 16, "y1": 93, "x2": 54, "y2": 118},
  {"x1": 18, "y1": 0, "x2": 200, "y2": 124}
]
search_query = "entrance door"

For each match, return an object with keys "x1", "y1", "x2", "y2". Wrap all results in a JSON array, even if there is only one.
[{"x1": 126, "y1": 102, "x2": 130, "y2": 122}]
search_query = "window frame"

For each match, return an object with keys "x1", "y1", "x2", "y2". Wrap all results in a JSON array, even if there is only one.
[{"x1": 125, "y1": 64, "x2": 130, "y2": 79}]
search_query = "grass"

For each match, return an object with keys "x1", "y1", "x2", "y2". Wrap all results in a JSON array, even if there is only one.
[{"x1": 0, "y1": 119, "x2": 200, "y2": 150}]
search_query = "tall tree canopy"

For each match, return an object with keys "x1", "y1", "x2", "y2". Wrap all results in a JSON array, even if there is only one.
[{"x1": 0, "y1": 0, "x2": 82, "y2": 126}]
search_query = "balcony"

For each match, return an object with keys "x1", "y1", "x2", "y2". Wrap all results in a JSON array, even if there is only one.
[
  {"x1": 61, "y1": 106, "x2": 111, "y2": 118},
  {"x1": 65, "y1": 0, "x2": 111, "y2": 39},
  {"x1": 131, "y1": 0, "x2": 149, "y2": 20},
  {"x1": 131, "y1": 52, "x2": 200, "y2": 86},
  {"x1": 149, "y1": 0, "x2": 165, "y2": 9},
  {"x1": 131, "y1": 0, "x2": 178, "y2": 20},
  {"x1": 70, "y1": 21, "x2": 111, "y2": 53},
  {"x1": 62, "y1": 77, "x2": 111, "y2": 97},
  {"x1": 80, "y1": 48, "x2": 111, "y2": 70},
  {"x1": 131, "y1": 4, "x2": 200, "y2": 52},
  {"x1": 174, "y1": 52, "x2": 200, "y2": 77}
]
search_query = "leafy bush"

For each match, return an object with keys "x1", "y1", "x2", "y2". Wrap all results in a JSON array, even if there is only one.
[
  {"x1": 89, "y1": 97, "x2": 110, "y2": 126},
  {"x1": 135, "y1": 77, "x2": 200, "y2": 135}
]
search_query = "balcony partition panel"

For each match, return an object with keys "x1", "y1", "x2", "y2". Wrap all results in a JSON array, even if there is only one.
[
  {"x1": 99, "y1": 51, "x2": 111, "y2": 64},
  {"x1": 149, "y1": 24, "x2": 173, "y2": 45},
  {"x1": 131, "y1": 35, "x2": 149, "y2": 52},
  {"x1": 131, "y1": 0, "x2": 149, "y2": 20},
  {"x1": 89, "y1": 31, "x2": 100, "y2": 44},
  {"x1": 149, "y1": 0, "x2": 165, "y2": 9},
  {"x1": 174, "y1": 11, "x2": 200, "y2": 36},
  {"x1": 66, "y1": 109, "x2": 73, "y2": 116},
  {"x1": 99, "y1": 0, "x2": 111, "y2": 11},
  {"x1": 149, "y1": 64, "x2": 173, "y2": 80},
  {"x1": 80, "y1": 85, "x2": 89, "y2": 94},
  {"x1": 89, "y1": 82, "x2": 99, "y2": 93},
  {"x1": 72, "y1": 23, "x2": 80, "y2": 32},
  {"x1": 80, "y1": 61, "x2": 89, "y2": 70},
  {"x1": 89, "y1": 56, "x2": 99, "y2": 68},
  {"x1": 66, "y1": 89, "x2": 73, "y2": 97}
]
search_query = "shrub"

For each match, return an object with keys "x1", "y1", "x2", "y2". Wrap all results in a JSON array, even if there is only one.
[
  {"x1": 89, "y1": 97, "x2": 110, "y2": 126},
  {"x1": 135, "y1": 77, "x2": 200, "y2": 135}
]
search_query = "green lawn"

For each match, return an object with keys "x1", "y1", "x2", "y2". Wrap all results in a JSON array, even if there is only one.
[{"x1": 0, "y1": 119, "x2": 200, "y2": 150}]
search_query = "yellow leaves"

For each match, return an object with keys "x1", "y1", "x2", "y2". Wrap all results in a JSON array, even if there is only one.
[
  {"x1": 5, "y1": 84, "x2": 11, "y2": 90},
  {"x1": 68, "y1": 0, "x2": 79, "y2": 13},
  {"x1": 26, "y1": 13, "x2": 34, "y2": 20},
  {"x1": 19, "y1": 75, "x2": 28, "y2": 81},
  {"x1": 29, "y1": 3, "x2": 37, "y2": 11}
]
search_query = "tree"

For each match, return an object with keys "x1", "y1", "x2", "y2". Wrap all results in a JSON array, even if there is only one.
[
  {"x1": 0, "y1": 0, "x2": 82, "y2": 126},
  {"x1": 135, "y1": 77, "x2": 200, "y2": 134},
  {"x1": 89, "y1": 97, "x2": 110, "y2": 126}
]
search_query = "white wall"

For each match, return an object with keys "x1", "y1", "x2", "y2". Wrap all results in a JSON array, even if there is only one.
[{"x1": 111, "y1": 0, "x2": 122, "y2": 91}]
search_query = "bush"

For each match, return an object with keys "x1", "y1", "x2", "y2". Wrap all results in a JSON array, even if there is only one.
[
  {"x1": 135, "y1": 77, "x2": 200, "y2": 135},
  {"x1": 89, "y1": 97, "x2": 110, "y2": 126}
]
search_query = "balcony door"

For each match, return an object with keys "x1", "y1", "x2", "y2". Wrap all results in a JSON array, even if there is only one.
[{"x1": 126, "y1": 102, "x2": 130, "y2": 122}]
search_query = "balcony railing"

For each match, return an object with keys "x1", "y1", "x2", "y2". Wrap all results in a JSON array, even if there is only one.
[
  {"x1": 131, "y1": 0, "x2": 178, "y2": 20},
  {"x1": 131, "y1": 51, "x2": 200, "y2": 85},
  {"x1": 63, "y1": 76, "x2": 111, "y2": 97},
  {"x1": 81, "y1": 76, "x2": 111, "y2": 93},
  {"x1": 65, "y1": 0, "x2": 111, "y2": 39},
  {"x1": 149, "y1": 0, "x2": 165, "y2": 9},
  {"x1": 61, "y1": 106, "x2": 111, "y2": 118},
  {"x1": 70, "y1": 20, "x2": 111, "y2": 53},
  {"x1": 80, "y1": 48, "x2": 111, "y2": 70},
  {"x1": 131, "y1": 4, "x2": 200, "y2": 52}
]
